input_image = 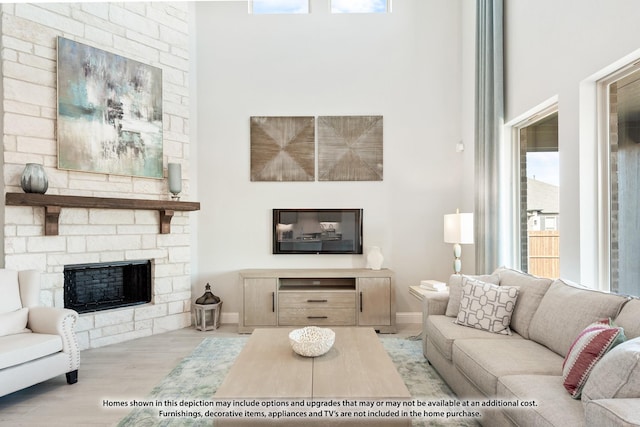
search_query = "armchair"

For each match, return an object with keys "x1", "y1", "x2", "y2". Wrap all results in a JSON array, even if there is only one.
[{"x1": 0, "y1": 269, "x2": 80, "y2": 397}]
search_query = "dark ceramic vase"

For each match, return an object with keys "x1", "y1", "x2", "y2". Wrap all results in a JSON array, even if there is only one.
[{"x1": 21, "y1": 163, "x2": 48, "y2": 194}]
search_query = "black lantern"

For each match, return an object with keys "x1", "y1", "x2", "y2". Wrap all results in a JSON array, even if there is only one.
[{"x1": 195, "y1": 283, "x2": 221, "y2": 305}]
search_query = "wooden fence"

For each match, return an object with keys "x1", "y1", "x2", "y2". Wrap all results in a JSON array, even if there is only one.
[{"x1": 528, "y1": 230, "x2": 560, "y2": 279}]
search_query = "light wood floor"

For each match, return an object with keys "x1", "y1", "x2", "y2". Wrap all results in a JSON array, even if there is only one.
[{"x1": 0, "y1": 324, "x2": 421, "y2": 427}]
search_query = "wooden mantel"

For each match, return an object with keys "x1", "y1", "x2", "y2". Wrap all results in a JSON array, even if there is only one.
[{"x1": 5, "y1": 192, "x2": 200, "y2": 235}]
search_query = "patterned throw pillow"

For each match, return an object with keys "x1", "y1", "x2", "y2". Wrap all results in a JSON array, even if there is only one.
[
  {"x1": 454, "y1": 278, "x2": 519, "y2": 335},
  {"x1": 562, "y1": 319, "x2": 626, "y2": 399}
]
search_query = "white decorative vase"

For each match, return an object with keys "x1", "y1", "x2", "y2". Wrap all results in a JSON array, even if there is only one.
[
  {"x1": 367, "y1": 246, "x2": 384, "y2": 270},
  {"x1": 21, "y1": 163, "x2": 48, "y2": 194}
]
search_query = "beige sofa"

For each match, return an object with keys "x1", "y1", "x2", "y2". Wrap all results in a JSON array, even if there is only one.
[
  {"x1": 421, "y1": 267, "x2": 640, "y2": 427},
  {"x1": 0, "y1": 269, "x2": 80, "y2": 397}
]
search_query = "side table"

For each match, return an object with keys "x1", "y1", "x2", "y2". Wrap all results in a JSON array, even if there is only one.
[
  {"x1": 409, "y1": 285, "x2": 449, "y2": 302},
  {"x1": 409, "y1": 285, "x2": 449, "y2": 340},
  {"x1": 193, "y1": 302, "x2": 222, "y2": 331}
]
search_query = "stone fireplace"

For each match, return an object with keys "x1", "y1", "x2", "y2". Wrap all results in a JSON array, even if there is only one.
[
  {"x1": 1, "y1": 3, "x2": 193, "y2": 350},
  {"x1": 64, "y1": 260, "x2": 152, "y2": 314}
]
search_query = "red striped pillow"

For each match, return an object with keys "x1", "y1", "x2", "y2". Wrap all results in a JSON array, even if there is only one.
[{"x1": 562, "y1": 319, "x2": 626, "y2": 398}]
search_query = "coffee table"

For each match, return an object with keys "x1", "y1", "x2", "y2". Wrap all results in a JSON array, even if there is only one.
[{"x1": 214, "y1": 327, "x2": 411, "y2": 426}]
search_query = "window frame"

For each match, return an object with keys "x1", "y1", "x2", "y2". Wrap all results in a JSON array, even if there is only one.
[
  {"x1": 595, "y1": 61, "x2": 640, "y2": 293},
  {"x1": 505, "y1": 100, "x2": 559, "y2": 273}
]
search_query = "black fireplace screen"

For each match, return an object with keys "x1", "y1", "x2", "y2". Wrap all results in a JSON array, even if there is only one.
[{"x1": 64, "y1": 260, "x2": 152, "y2": 313}]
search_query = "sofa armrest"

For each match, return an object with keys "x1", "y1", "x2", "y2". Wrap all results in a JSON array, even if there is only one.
[
  {"x1": 28, "y1": 307, "x2": 80, "y2": 357},
  {"x1": 585, "y1": 399, "x2": 640, "y2": 427}
]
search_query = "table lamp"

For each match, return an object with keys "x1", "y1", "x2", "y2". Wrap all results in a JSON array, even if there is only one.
[{"x1": 443, "y1": 209, "x2": 474, "y2": 274}]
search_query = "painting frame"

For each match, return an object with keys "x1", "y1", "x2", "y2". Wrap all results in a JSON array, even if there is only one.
[{"x1": 57, "y1": 37, "x2": 164, "y2": 179}]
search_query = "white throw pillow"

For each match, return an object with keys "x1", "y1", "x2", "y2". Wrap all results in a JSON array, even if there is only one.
[
  {"x1": 0, "y1": 307, "x2": 29, "y2": 337},
  {"x1": 445, "y1": 273, "x2": 500, "y2": 317},
  {"x1": 455, "y1": 278, "x2": 519, "y2": 335},
  {"x1": 0, "y1": 269, "x2": 22, "y2": 313}
]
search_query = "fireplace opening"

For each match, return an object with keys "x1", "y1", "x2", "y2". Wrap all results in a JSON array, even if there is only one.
[{"x1": 64, "y1": 260, "x2": 152, "y2": 314}]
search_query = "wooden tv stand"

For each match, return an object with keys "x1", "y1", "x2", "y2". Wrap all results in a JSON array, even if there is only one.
[{"x1": 238, "y1": 268, "x2": 396, "y2": 333}]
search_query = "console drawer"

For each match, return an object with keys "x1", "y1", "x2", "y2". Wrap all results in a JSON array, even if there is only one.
[
  {"x1": 278, "y1": 292, "x2": 355, "y2": 308},
  {"x1": 278, "y1": 308, "x2": 356, "y2": 326}
]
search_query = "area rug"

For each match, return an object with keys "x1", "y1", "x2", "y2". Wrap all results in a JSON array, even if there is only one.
[{"x1": 118, "y1": 337, "x2": 477, "y2": 427}]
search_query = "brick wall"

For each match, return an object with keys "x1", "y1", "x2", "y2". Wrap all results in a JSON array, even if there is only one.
[{"x1": 1, "y1": 2, "x2": 193, "y2": 349}]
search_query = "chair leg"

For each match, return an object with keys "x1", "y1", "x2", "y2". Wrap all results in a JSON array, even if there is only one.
[{"x1": 66, "y1": 370, "x2": 78, "y2": 384}]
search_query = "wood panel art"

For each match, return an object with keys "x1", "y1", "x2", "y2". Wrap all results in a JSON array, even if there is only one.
[
  {"x1": 318, "y1": 115, "x2": 383, "y2": 181},
  {"x1": 250, "y1": 116, "x2": 315, "y2": 181}
]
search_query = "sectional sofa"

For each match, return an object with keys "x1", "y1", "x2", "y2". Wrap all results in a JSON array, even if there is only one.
[{"x1": 421, "y1": 267, "x2": 640, "y2": 427}]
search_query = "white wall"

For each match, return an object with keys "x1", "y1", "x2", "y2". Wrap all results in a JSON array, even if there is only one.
[
  {"x1": 504, "y1": 0, "x2": 640, "y2": 285},
  {"x1": 193, "y1": 0, "x2": 471, "y2": 319}
]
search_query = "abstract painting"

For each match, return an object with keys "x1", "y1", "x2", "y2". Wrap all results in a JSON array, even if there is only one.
[
  {"x1": 318, "y1": 115, "x2": 383, "y2": 181},
  {"x1": 250, "y1": 116, "x2": 315, "y2": 181},
  {"x1": 57, "y1": 37, "x2": 163, "y2": 178}
]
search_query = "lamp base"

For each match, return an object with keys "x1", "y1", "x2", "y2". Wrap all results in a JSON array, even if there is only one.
[{"x1": 452, "y1": 243, "x2": 462, "y2": 274}]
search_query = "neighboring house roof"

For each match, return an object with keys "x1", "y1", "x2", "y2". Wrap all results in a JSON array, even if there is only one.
[{"x1": 527, "y1": 178, "x2": 559, "y2": 214}]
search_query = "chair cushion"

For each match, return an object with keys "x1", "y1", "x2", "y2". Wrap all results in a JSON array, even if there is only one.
[
  {"x1": 453, "y1": 338, "x2": 564, "y2": 397},
  {"x1": 425, "y1": 315, "x2": 520, "y2": 361},
  {"x1": 445, "y1": 273, "x2": 500, "y2": 317},
  {"x1": 494, "y1": 267, "x2": 553, "y2": 339},
  {"x1": 528, "y1": 279, "x2": 628, "y2": 357},
  {"x1": 581, "y1": 337, "x2": 640, "y2": 404},
  {"x1": 0, "y1": 269, "x2": 22, "y2": 313},
  {"x1": 0, "y1": 333, "x2": 63, "y2": 370},
  {"x1": 455, "y1": 278, "x2": 518, "y2": 335},
  {"x1": 498, "y1": 375, "x2": 586, "y2": 427},
  {"x1": 562, "y1": 319, "x2": 626, "y2": 398},
  {"x1": 0, "y1": 308, "x2": 29, "y2": 337}
]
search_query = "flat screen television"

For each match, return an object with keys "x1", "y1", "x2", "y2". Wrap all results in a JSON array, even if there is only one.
[{"x1": 273, "y1": 208, "x2": 363, "y2": 254}]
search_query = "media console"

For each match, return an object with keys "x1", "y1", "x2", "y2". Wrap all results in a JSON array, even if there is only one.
[{"x1": 238, "y1": 268, "x2": 396, "y2": 333}]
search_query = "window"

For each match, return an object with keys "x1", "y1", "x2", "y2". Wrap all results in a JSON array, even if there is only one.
[
  {"x1": 517, "y1": 111, "x2": 560, "y2": 279},
  {"x1": 331, "y1": 0, "x2": 390, "y2": 13},
  {"x1": 603, "y1": 67, "x2": 640, "y2": 295},
  {"x1": 250, "y1": 0, "x2": 309, "y2": 14}
]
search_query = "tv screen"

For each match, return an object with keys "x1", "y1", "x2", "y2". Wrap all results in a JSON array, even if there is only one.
[{"x1": 273, "y1": 209, "x2": 363, "y2": 254}]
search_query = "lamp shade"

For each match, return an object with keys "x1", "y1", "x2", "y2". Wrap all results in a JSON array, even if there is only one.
[{"x1": 443, "y1": 212, "x2": 474, "y2": 244}]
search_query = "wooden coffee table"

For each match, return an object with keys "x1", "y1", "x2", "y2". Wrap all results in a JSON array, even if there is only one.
[{"x1": 214, "y1": 327, "x2": 411, "y2": 426}]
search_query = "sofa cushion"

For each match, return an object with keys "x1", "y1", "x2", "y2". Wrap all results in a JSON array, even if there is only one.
[
  {"x1": 498, "y1": 375, "x2": 586, "y2": 427},
  {"x1": 455, "y1": 278, "x2": 518, "y2": 335},
  {"x1": 615, "y1": 298, "x2": 640, "y2": 339},
  {"x1": 0, "y1": 269, "x2": 22, "y2": 313},
  {"x1": 584, "y1": 399, "x2": 640, "y2": 427},
  {"x1": 562, "y1": 319, "x2": 626, "y2": 398},
  {"x1": 0, "y1": 333, "x2": 63, "y2": 370},
  {"x1": 528, "y1": 279, "x2": 628, "y2": 357},
  {"x1": 425, "y1": 315, "x2": 521, "y2": 361},
  {"x1": 494, "y1": 267, "x2": 553, "y2": 339},
  {"x1": 0, "y1": 308, "x2": 29, "y2": 337},
  {"x1": 453, "y1": 338, "x2": 564, "y2": 397},
  {"x1": 445, "y1": 273, "x2": 500, "y2": 317},
  {"x1": 581, "y1": 336, "x2": 640, "y2": 404}
]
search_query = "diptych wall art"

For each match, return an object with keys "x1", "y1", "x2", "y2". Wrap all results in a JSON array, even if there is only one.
[
  {"x1": 57, "y1": 37, "x2": 163, "y2": 178},
  {"x1": 318, "y1": 115, "x2": 383, "y2": 181},
  {"x1": 250, "y1": 115, "x2": 383, "y2": 182},
  {"x1": 250, "y1": 116, "x2": 315, "y2": 181}
]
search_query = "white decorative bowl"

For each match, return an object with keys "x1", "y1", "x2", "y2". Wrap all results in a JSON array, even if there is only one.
[{"x1": 289, "y1": 326, "x2": 335, "y2": 357}]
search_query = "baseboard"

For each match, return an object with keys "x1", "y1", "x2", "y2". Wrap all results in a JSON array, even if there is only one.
[
  {"x1": 221, "y1": 312, "x2": 239, "y2": 325},
  {"x1": 221, "y1": 312, "x2": 421, "y2": 325},
  {"x1": 396, "y1": 312, "x2": 422, "y2": 324}
]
